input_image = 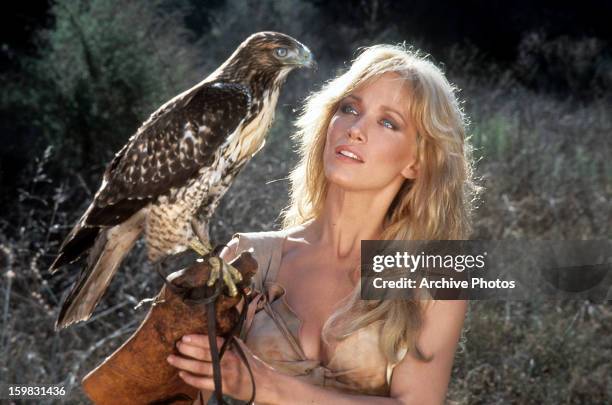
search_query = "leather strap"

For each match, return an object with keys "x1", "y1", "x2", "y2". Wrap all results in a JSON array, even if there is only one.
[
  {"x1": 156, "y1": 253, "x2": 257, "y2": 405},
  {"x1": 262, "y1": 299, "x2": 307, "y2": 361},
  {"x1": 204, "y1": 284, "x2": 256, "y2": 405},
  {"x1": 206, "y1": 282, "x2": 224, "y2": 404},
  {"x1": 241, "y1": 292, "x2": 266, "y2": 340}
]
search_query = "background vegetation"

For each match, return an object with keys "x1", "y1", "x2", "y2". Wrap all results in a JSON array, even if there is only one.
[{"x1": 0, "y1": 0, "x2": 610, "y2": 403}]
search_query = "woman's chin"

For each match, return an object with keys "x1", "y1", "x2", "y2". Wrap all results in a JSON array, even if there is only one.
[
  {"x1": 325, "y1": 172, "x2": 373, "y2": 192},
  {"x1": 325, "y1": 170, "x2": 404, "y2": 195}
]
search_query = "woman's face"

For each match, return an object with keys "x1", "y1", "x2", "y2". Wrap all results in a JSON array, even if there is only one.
[{"x1": 323, "y1": 72, "x2": 419, "y2": 193}]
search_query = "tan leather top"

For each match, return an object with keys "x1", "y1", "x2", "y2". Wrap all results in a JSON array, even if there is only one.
[{"x1": 234, "y1": 229, "x2": 406, "y2": 397}]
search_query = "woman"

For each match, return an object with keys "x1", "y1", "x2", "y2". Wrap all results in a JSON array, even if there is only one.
[{"x1": 167, "y1": 44, "x2": 477, "y2": 404}]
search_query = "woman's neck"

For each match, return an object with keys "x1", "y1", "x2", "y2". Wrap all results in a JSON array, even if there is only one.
[{"x1": 306, "y1": 183, "x2": 396, "y2": 262}]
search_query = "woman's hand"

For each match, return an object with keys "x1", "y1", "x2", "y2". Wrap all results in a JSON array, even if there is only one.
[{"x1": 166, "y1": 334, "x2": 279, "y2": 403}]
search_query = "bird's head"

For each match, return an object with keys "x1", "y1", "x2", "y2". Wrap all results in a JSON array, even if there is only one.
[{"x1": 216, "y1": 31, "x2": 315, "y2": 91}]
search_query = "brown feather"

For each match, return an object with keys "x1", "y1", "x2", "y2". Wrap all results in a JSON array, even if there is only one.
[
  {"x1": 49, "y1": 225, "x2": 100, "y2": 272},
  {"x1": 56, "y1": 210, "x2": 146, "y2": 329}
]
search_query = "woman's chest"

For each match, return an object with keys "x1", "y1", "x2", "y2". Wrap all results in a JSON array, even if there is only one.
[
  {"x1": 275, "y1": 259, "x2": 357, "y2": 361},
  {"x1": 245, "y1": 303, "x2": 390, "y2": 395}
]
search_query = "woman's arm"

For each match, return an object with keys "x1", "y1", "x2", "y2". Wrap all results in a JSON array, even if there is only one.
[
  {"x1": 170, "y1": 299, "x2": 467, "y2": 405},
  {"x1": 388, "y1": 299, "x2": 468, "y2": 404},
  {"x1": 170, "y1": 334, "x2": 403, "y2": 405}
]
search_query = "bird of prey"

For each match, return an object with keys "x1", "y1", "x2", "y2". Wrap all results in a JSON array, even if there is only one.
[{"x1": 49, "y1": 32, "x2": 314, "y2": 329}]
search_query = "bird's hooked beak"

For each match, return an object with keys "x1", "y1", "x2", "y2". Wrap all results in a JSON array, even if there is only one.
[{"x1": 295, "y1": 45, "x2": 316, "y2": 70}]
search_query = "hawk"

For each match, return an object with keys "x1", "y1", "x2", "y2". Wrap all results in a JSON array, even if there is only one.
[{"x1": 49, "y1": 32, "x2": 314, "y2": 329}]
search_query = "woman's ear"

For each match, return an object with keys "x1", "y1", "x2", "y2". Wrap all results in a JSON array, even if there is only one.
[{"x1": 401, "y1": 161, "x2": 419, "y2": 180}]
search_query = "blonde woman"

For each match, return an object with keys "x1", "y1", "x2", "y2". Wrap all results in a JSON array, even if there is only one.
[{"x1": 167, "y1": 44, "x2": 477, "y2": 404}]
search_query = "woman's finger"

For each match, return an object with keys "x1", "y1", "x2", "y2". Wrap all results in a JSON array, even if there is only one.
[
  {"x1": 176, "y1": 341, "x2": 212, "y2": 361},
  {"x1": 167, "y1": 354, "x2": 213, "y2": 376},
  {"x1": 178, "y1": 371, "x2": 216, "y2": 391},
  {"x1": 181, "y1": 334, "x2": 224, "y2": 348}
]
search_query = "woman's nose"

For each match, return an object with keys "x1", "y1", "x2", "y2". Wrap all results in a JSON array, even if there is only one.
[{"x1": 347, "y1": 123, "x2": 366, "y2": 143}]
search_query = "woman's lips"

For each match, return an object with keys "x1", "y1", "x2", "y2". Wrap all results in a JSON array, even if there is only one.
[{"x1": 334, "y1": 146, "x2": 364, "y2": 163}]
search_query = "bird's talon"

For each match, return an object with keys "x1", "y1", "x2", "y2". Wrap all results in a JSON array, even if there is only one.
[
  {"x1": 207, "y1": 257, "x2": 221, "y2": 287},
  {"x1": 225, "y1": 261, "x2": 243, "y2": 283},
  {"x1": 223, "y1": 268, "x2": 238, "y2": 297},
  {"x1": 206, "y1": 257, "x2": 242, "y2": 296},
  {"x1": 189, "y1": 239, "x2": 213, "y2": 257}
]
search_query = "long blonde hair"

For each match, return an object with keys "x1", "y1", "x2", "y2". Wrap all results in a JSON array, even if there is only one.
[{"x1": 282, "y1": 44, "x2": 478, "y2": 364}]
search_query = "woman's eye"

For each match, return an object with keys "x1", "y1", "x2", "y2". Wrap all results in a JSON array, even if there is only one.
[
  {"x1": 274, "y1": 47, "x2": 288, "y2": 58},
  {"x1": 381, "y1": 119, "x2": 396, "y2": 130},
  {"x1": 341, "y1": 104, "x2": 358, "y2": 115}
]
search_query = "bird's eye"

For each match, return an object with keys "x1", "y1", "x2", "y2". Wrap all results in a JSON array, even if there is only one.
[{"x1": 274, "y1": 47, "x2": 288, "y2": 58}]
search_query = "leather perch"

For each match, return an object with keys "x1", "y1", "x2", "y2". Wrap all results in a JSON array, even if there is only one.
[{"x1": 81, "y1": 251, "x2": 258, "y2": 405}]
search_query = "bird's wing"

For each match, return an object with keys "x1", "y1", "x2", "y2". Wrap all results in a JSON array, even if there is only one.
[
  {"x1": 86, "y1": 82, "x2": 251, "y2": 226},
  {"x1": 49, "y1": 82, "x2": 250, "y2": 271}
]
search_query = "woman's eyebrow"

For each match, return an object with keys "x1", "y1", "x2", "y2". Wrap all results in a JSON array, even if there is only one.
[
  {"x1": 381, "y1": 105, "x2": 407, "y2": 126},
  {"x1": 345, "y1": 94, "x2": 361, "y2": 103}
]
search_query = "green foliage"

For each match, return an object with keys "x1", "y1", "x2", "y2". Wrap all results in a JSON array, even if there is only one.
[
  {"x1": 11, "y1": 0, "x2": 205, "y2": 170},
  {"x1": 471, "y1": 115, "x2": 514, "y2": 162}
]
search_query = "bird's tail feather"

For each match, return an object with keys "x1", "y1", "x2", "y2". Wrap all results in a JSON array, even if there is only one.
[
  {"x1": 55, "y1": 213, "x2": 145, "y2": 329},
  {"x1": 49, "y1": 224, "x2": 100, "y2": 273},
  {"x1": 49, "y1": 204, "x2": 99, "y2": 274}
]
